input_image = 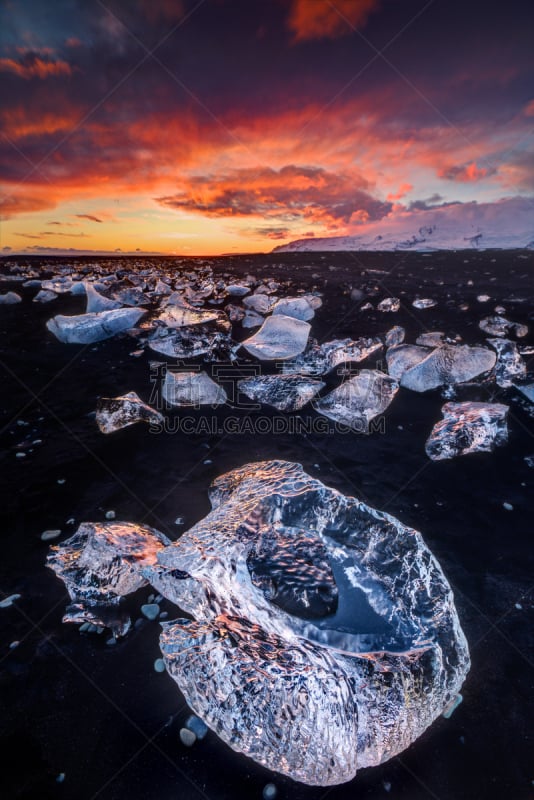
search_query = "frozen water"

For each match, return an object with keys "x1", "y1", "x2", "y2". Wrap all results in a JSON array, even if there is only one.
[
  {"x1": 386, "y1": 344, "x2": 432, "y2": 381},
  {"x1": 147, "y1": 321, "x2": 231, "y2": 360},
  {"x1": 412, "y1": 298, "x2": 437, "y2": 309},
  {"x1": 282, "y1": 336, "x2": 383, "y2": 376},
  {"x1": 243, "y1": 294, "x2": 277, "y2": 314},
  {"x1": 314, "y1": 370, "x2": 398, "y2": 430},
  {"x1": 479, "y1": 315, "x2": 528, "y2": 338},
  {"x1": 47, "y1": 461, "x2": 469, "y2": 786},
  {"x1": 155, "y1": 305, "x2": 223, "y2": 328},
  {"x1": 272, "y1": 296, "x2": 317, "y2": 321},
  {"x1": 400, "y1": 345, "x2": 496, "y2": 392},
  {"x1": 514, "y1": 382, "x2": 534, "y2": 403},
  {"x1": 242, "y1": 314, "x2": 310, "y2": 360},
  {"x1": 384, "y1": 326, "x2": 405, "y2": 346},
  {"x1": 488, "y1": 338, "x2": 527, "y2": 387},
  {"x1": 84, "y1": 282, "x2": 122, "y2": 313},
  {"x1": 96, "y1": 391, "x2": 164, "y2": 434},
  {"x1": 46, "y1": 308, "x2": 147, "y2": 344},
  {"x1": 33, "y1": 289, "x2": 58, "y2": 303},
  {"x1": 162, "y1": 370, "x2": 227, "y2": 406},
  {"x1": 242, "y1": 309, "x2": 264, "y2": 328},
  {"x1": 377, "y1": 297, "x2": 400, "y2": 312},
  {"x1": 0, "y1": 291, "x2": 22, "y2": 304},
  {"x1": 426, "y1": 402, "x2": 509, "y2": 460},
  {"x1": 238, "y1": 374, "x2": 325, "y2": 411},
  {"x1": 416, "y1": 332, "x2": 445, "y2": 347}
]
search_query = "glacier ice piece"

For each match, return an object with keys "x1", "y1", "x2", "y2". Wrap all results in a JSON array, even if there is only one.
[
  {"x1": 147, "y1": 320, "x2": 231, "y2": 360},
  {"x1": 242, "y1": 309, "x2": 264, "y2": 328},
  {"x1": 238, "y1": 374, "x2": 325, "y2": 411},
  {"x1": 416, "y1": 332, "x2": 445, "y2": 347},
  {"x1": 425, "y1": 402, "x2": 509, "y2": 460},
  {"x1": 0, "y1": 291, "x2": 22, "y2": 304},
  {"x1": 282, "y1": 337, "x2": 382, "y2": 376},
  {"x1": 488, "y1": 338, "x2": 527, "y2": 387},
  {"x1": 386, "y1": 344, "x2": 433, "y2": 380},
  {"x1": 412, "y1": 298, "x2": 437, "y2": 309},
  {"x1": 243, "y1": 294, "x2": 277, "y2": 314},
  {"x1": 84, "y1": 282, "x2": 122, "y2": 313},
  {"x1": 47, "y1": 461, "x2": 470, "y2": 786},
  {"x1": 314, "y1": 370, "x2": 398, "y2": 430},
  {"x1": 162, "y1": 370, "x2": 227, "y2": 406},
  {"x1": 400, "y1": 345, "x2": 496, "y2": 392},
  {"x1": 46, "y1": 308, "x2": 146, "y2": 344},
  {"x1": 242, "y1": 314, "x2": 310, "y2": 360},
  {"x1": 225, "y1": 284, "x2": 250, "y2": 297},
  {"x1": 156, "y1": 305, "x2": 223, "y2": 328},
  {"x1": 514, "y1": 382, "x2": 534, "y2": 403},
  {"x1": 384, "y1": 326, "x2": 405, "y2": 347},
  {"x1": 272, "y1": 296, "x2": 316, "y2": 321},
  {"x1": 33, "y1": 289, "x2": 58, "y2": 303},
  {"x1": 96, "y1": 391, "x2": 164, "y2": 434},
  {"x1": 377, "y1": 297, "x2": 400, "y2": 312},
  {"x1": 479, "y1": 315, "x2": 528, "y2": 338}
]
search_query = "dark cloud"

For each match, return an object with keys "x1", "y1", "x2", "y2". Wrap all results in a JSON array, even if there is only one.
[{"x1": 75, "y1": 214, "x2": 103, "y2": 222}]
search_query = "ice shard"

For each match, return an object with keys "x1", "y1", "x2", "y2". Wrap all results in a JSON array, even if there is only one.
[
  {"x1": 241, "y1": 314, "x2": 310, "y2": 360},
  {"x1": 147, "y1": 319, "x2": 231, "y2": 360},
  {"x1": 426, "y1": 402, "x2": 509, "y2": 460},
  {"x1": 314, "y1": 370, "x2": 398, "y2": 430},
  {"x1": 243, "y1": 293, "x2": 278, "y2": 314},
  {"x1": 162, "y1": 370, "x2": 227, "y2": 406},
  {"x1": 386, "y1": 344, "x2": 433, "y2": 381},
  {"x1": 479, "y1": 315, "x2": 528, "y2": 338},
  {"x1": 238, "y1": 374, "x2": 325, "y2": 411},
  {"x1": 412, "y1": 298, "x2": 437, "y2": 309},
  {"x1": 46, "y1": 308, "x2": 147, "y2": 344},
  {"x1": 377, "y1": 297, "x2": 400, "y2": 312},
  {"x1": 488, "y1": 338, "x2": 527, "y2": 387},
  {"x1": 272, "y1": 296, "x2": 317, "y2": 321},
  {"x1": 282, "y1": 336, "x2": 383, "y2": 376},
  {"x1": 400, "y1": 344, "x2": 496, "y2": 392},
  {"x1": 84, "y1": 282, "x2": 122, "y2": 313},
  {"x1": 47, "y1": 461, "x2": 470, "y2": 786},
  {"x1": 95, "y1": 391, "x2": 164, "y2": 434}
]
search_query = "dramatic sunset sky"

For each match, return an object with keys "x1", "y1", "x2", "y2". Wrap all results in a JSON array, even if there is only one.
[{"x1": 1, "y1": 0, "x2": 533, "y2": 255}]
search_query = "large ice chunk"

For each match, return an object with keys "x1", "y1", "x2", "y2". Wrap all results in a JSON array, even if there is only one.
[
  {"x1": 46, "y1": 308, "x2": 146, "y2": 344},
  {"x1": 84, "y1": 282, "x2": 122, "y2": 313},
  {"x1": 272, "y1": 296, "x2": 318, "y2": 321},
  {"x1": 425, "y1": 402, "x2": 509, "y2": 460},
  {"x1": 386, "y1": 344, "x2": 433, "y2": 381},
  {"x1": 314, "y1": 370, "x2": 398, "y2": 430},
  {"x1": 238, "y1": 374, "x2": 325, "y2": 411},
  {"x1": 242, "y1": 314, "x2": 310, "y2": 360},
  {"x1": 96, "y1": 391, "x2": 164, "y2": 434},
  {"x1": 488, "y1": 338, "x2": 527, "y2": 387},
  {"x1": 282, "y1": 336, "x2": 382, "y2": 376},
  {"x1": 162, "y1": 370, "x2": 227, "y2": 406},
  {"x1": 400, "y1": 345, "x2": 496, "y2": 392},
  {"x1": 47, "y1": 461, "x2": 470, "y2": 786},
  {"x1": 479, "y1": 315, "x2": 528, "y2": 338}
]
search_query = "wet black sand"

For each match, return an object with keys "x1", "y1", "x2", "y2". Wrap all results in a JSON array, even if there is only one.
[{"x1": 0, "y1": 250, "x2": 533, "y2": 800}]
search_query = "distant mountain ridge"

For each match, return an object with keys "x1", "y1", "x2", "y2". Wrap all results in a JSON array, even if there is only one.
[{"x1": 273, "y1": 196, "x2": 534, "y2": 252}]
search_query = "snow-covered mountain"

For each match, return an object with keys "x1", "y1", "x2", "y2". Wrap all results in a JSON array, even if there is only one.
[{"x1": 273, "y1": 196, "x2": 534, "y2": 252}]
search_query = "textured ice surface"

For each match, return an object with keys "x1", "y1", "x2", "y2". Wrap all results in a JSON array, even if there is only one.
[
  {"x1": 33, "y1": 289, "x2": 58, "y2": 303},
  {"x1": 242, "y1": 309, "x2": 264, "y2": 328},
  {"x1": 162, "y1": 370, "x2": 227, "y2": 406},
  {"x1": 0, "y1": 291, "x2": 22, "y2": 304},
  {"x1": 242, "y1": 314, "x2": 310, "y2": 360},
  {"x1": 412, "y1": 298, "x2": 437, "y2": 309},
  {"x1": 416, "y1": 332, "x2": 445, "y2": 347},
  {"x1": 515, "y1": 382, "x2": 534, "y2": 403},
  {"x1": 377, "y1": 297, "x2": 400, "y2": 312},
  {"x1": 47, "y1": 461, "x2": 470, "y2": 786},
  {"x1": 386, "y1": 344, "x2": 433, "y2": 381},
  {"x1": 488, "y1": 338, "x2": 527, "y2": 387},
  {"x1": 479, "y1": 315, "x2": 528, "y2": 338},
  {"x1": 147, "y1": 321, "x2": 231, "y2": 359},
  {"x1": 155, "y1": 305, "x2": 222, "y2": 328},
  {"x1": 426, "y1": 402, "x2": 509, "y2": 460},
  {"x1": 238, "y1": 374, "x2": 325, "y2": 411},
  {"x1": 96, "y1": 391, "x2": 164, "y2": 434},
  {"x1": 400, "y1": 345, "x2": 496, "y2": 392},
  {"x1": 384, "y1": 325, "x2": 405, "y2": 346},
  {"x1": 314, "y1": 370, "x2": 398, "y2": 430},
  {"x1": 243, "y1": 293, "x2": 278, "y2": 314},
  {"x1": 84, "y1": 282, "x2": 122, "y2": 313},
  {"x1": 46, "y1": 308, "x2": 146, "y2": 344},
  {"x1": 272, "y1": 296, "x2": 317, "y2": 321},
  {"x1": 282, "y1": 337, "x2": 383, "y2": 376}
]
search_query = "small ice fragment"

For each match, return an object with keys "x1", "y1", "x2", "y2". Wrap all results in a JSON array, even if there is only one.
[
  {"x1": 515, "y1": 603, "x2": 522, "y2": 610},
  {"x1": 47, "y1": 308, "x2": 146, "y2": 344},
  {"x1": 33, "y1": 289, "x2": 57, "y2": 303},
  {"x1": 141, "y1": 603, "x2": 160, "y2": 620},
  {"x1": 412, "y1": 298, "x2": 436, "y2": 309},
  {"x1": 15, "y1": 452, "x2": 26, "y2": 459},
  {"x1": 263, "y1": 784, "x2": 278, "y2": 800},
  {"x1": 503, "y1": 502, "x2": 513, "y2": 511},
  {"x1": 57, "y1": 479, "x2": 66, "y2": 484},
  {"x1": 105, "y1": 511, "x2": 116, "y2": 520},
  {"x1": 56, "y1": 773, "x2": 65, "y2": 784},
  {"x1": 179, "y1": 728, "x2": 197, "y2": 747},
  {"x1": 377, "y1": 297, "x2": 400, "y2": 312},
  {"x1": 0, "y1": 594, "x2": 21, "y2": 608},
  {"x1": 185, "y1": 715, "x2": 208, "y2": 740},
  {"x1": 162, "y1": 371, "x2": 227, "y2": 407},
  {"x1": 9, "y1": 641, "x2": 20, "y2": 649},
  {"x1": 383, "y1": 781, "x2": 392, "y2": 792},
  {"x1": 96, "y1": 391, "x2": 164, "y2": 434},
  {"x1": 0, "y1": 292, "x2": 22, "y2": 304},
  {"x1": 41, "y1": 529, "x2": 61, "y2": 542},
  {"x1": 442, "y1": 694, "x2": 463, "y2": 719},
  {"x1": 154, "y1": 658, "x2": 166, "y2": 673},
  {"x1": 476, "y1": 295, "x2": 490, "y2": 302},
  {"x1": 174, "y1": 517, "x2": 185, "y2": 526},
  {"x1": 241, "y1": 315, "x2": 310, "y2": 361}
]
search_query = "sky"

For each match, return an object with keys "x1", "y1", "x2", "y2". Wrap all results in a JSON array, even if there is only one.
[{"x1": 0, "y1": 0, "x2": 533, "y2": 255}]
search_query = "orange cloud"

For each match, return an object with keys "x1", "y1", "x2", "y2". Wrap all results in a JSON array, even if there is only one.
[
  {"x1": 387, "y1": 183, "x2": 413, "y2": 201},
  {"x1": 0, "y1": 51, "x2": 73, "y2": 79},
  {"x1": 288, "y1": 0, "x2": 380, "y2": 42},
  {"x1": 438, "y1": 162, "x2": 494, "y2": 183},
  {"x1": 0, "y1": 193, "x2": 56, "y2": 220}
]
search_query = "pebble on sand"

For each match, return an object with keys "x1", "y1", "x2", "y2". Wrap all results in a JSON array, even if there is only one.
[
  {"x1": 141, "y1": 603, "x2": 160, "y2": 620},
  {"x1": 179, "y1": 728, "x2": 197, "y2": 747}
]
